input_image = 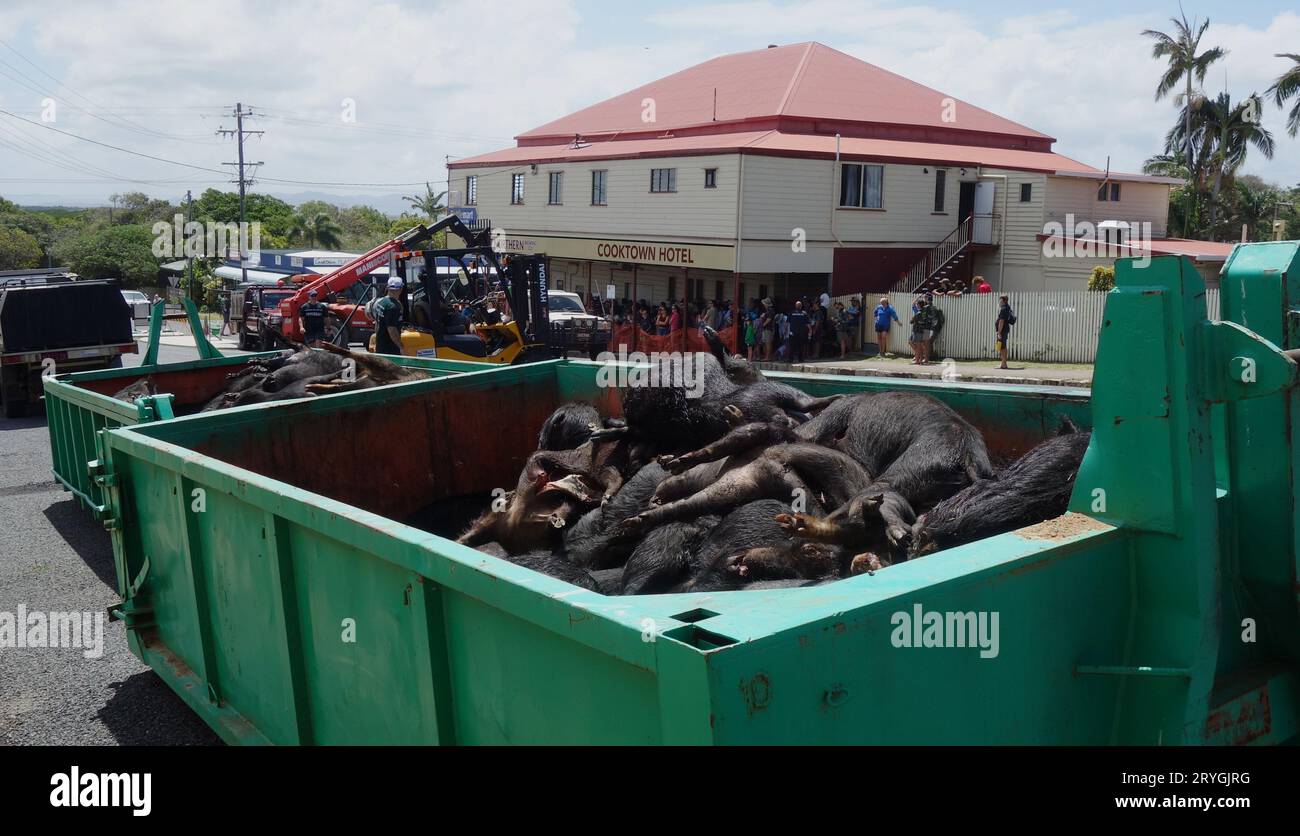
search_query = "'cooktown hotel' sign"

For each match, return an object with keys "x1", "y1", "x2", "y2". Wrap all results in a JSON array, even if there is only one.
[{"x1": 497, "y1": 234, "x2": 735, "y2": 272}]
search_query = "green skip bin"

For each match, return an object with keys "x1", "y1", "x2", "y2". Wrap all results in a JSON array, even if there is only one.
[{"x1": 92, "y1": 249, "x2": 1300, "y2": 744}]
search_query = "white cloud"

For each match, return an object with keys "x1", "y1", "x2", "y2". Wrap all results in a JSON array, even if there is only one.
[{"x1": 0, "y1": 0, "x2": 1297, "y2": 208}]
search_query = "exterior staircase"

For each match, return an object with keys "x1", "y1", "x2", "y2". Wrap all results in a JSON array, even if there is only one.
[{"x1": 890, "y1": 215, "x2": 998, "y2": 295}]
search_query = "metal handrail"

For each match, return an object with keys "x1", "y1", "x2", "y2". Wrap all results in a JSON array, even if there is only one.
[{"x1": 890, "y1": 216, "x2": 972, "y2": 295}]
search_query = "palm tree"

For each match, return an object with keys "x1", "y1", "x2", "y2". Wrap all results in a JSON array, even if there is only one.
[
  {"x1": 402, "y1": 183, "x2": 447, "y2": 220},
  {"x1": 1142, "y1": 151, "x2": 1191, "y2": 179},
  {"x1": 288, "y1": 212, "x2": 343, "y2": 249},
  {"x1": 1143, "y1": 12, "x2": 1226, "y2": 236},
  {"x1": 1169, "y1": 93, "x2": 1275, "y2": 237},
  {"x1": 1267, "y1": 53, "x2": 1300, "y2": 137}
]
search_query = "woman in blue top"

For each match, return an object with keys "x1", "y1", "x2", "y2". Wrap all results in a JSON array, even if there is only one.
[{"x1": 873, "y1": 296, "x2": 900, "y2": 358}]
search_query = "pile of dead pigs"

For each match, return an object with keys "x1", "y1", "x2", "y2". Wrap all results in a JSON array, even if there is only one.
[{"x1": 460, "y1": 327, "x2": 1088, "y2": 595}]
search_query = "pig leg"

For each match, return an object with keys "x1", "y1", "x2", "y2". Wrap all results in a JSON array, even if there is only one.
[
  {"x1": 626, "y1": 460, "x2": 812, "y2": 533},
  {"x1": 658, "y1": 419, "x2": 785, "y2": 474}
]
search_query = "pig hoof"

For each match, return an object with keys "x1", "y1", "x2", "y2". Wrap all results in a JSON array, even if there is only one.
[
  {"x1": 619, "y1": 516, "x2": 646, "y2": 535},
  {"x1": 850, "y1": 552, "x2": 883, "y2": 575},
  {"x1": 886, "y1": 525, "x2": 912, "y2": 548},
  {"x1": 722, "y1": 404, "x2": 745, "y2": 425},
  {"x1": 724, "y1": 554, "x2": 749, "y2": 577},
  {"x1": 775, "y1": 513, "x2": 808, "y2": 534}
]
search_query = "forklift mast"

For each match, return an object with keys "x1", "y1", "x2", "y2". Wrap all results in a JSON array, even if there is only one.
[{"x1": 503, "y1": 254, "x2": 551, "y2": 347}]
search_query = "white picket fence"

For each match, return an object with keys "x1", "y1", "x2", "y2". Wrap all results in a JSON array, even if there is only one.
[{"x1": 831, "y1": 288, "x2": 1220, "y2": 364}]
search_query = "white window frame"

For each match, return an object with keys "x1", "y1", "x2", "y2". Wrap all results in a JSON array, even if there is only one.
[
  {"x1": 511, "y1": 173, "x2": 524, "y2": 205},
  {"x1": 591, "y1": 170, "x2": 607, "y2": 205},
  {"x1": 548, "y1": 171, "x2": 564, "y2": 205},
  {"x1": 466, "y1": 175, "x2": 477, "y2": 206}
]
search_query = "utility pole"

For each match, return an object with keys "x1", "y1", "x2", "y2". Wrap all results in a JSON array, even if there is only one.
[
  {"x1": 186, "y1": 189, "x2": 195, "y2": 301},
  {"x1": 217, "y1": 103, "x2": 264, "y2": 285}
]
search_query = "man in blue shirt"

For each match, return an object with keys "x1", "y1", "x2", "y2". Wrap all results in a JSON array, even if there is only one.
[{"x1": 873, "y1": 296, "x2": 900, "y2": 358}]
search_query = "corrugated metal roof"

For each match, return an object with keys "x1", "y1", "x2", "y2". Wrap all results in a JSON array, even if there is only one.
[
  {"x1": 451, "y1": 130, "x2": 1103, "y2": 174},
  {"x1": 518, "y1": 42, "x2": 1050, "y2": 142}
]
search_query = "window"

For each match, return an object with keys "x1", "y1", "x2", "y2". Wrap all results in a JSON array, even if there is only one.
[
  {"x1": 511, "y1": 173, "x2": 524, "y2": 205},
  {"x1": 839, "y1": 163, "x2": 884, "y2": 208},
  {"x1": 466, "y1": 175, "x2": 477, "y2": 205},
  {"x1": 704, "y1": 168, "x2": 718, "y2": 188},
  {"x1": 591, "y1": 170, "x2": 607, "y2": 205},
  {"x1": 1098, "y1": 181, "x2": 1121, "y2": 202},
  {"x1": 758, "y1": 284, "x2": 768, "y2": 302},
  {"x1": 1020, "y1": 182, "x2": 1032, "y2": 203},
  {"x1": 715, "y1": 280, "x2": 724, "y2": 302},
  {"x1": 650, "y1": 168, "x2": 677, "y2": 193},
  {"x1": 933, "y1": 169, "x2": 946, "y2": 212},
  {"x1": 667, "y1": 275, "x2": 677, "y2": 300},
  {"x1": 548, "y1": 171, "x2": 563, "y2": 205}
]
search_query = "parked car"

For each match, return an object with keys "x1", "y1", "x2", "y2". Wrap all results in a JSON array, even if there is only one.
[
  {"x1": 121, "y1": 290, "x2": 151, "y2": 325},
  {"x1": 231, "y1": 282, "x2": 296, "y2": 350},
  {"x1": 547, "y1": 290, "x2": 610, "y2": 359},
  {"x1": 1, "y1": 269, "x2": 137, "y2": 417}
]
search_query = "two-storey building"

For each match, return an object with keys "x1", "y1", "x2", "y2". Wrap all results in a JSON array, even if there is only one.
[{"x1": 449, "y1": 41, "x2": 1231, "y2": 307}]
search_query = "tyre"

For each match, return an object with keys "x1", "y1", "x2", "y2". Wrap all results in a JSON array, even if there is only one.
[{"x1": 259, "y1": 330, "x2": 275, "y2": 351}]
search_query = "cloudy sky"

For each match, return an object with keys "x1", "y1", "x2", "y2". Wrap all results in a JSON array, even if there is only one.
[{"x1": 0, "y1": 0, "x2": 1297, "y2": 210}]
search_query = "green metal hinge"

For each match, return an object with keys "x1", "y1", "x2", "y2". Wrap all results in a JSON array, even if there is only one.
[
  {"x1": 134, "y1": 394, "x2": 175, "y2": 422},
  {"x1": 108, "y1": 555, "x2": 154, "y2": 627},
  {"x1": 1201, "y1": 319, "x2": 1299, "y2": 403}
]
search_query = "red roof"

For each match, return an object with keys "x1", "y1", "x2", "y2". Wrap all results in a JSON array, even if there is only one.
[
  {"x1": 517, "y1": 42, "x2": 1051, "y2": 144},
  {"x1": 1037, "y1": 234, "x2": 1236, "y2": 261},
  {"x1": 451, "y1": 130, "x2": 1102, "y2": 174}
]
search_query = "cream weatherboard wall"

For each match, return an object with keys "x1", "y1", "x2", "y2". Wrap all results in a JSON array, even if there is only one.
[
  {"x1": 739, "y1": 155, "x2": 969, "y2": 246},
  {"x1": 970, "y1": 168, "x2": 1047, "y2": 291},
  {"x1": 1044, "y1": 176, "x2": 1171, "y2": 237},
  {"x1": 451, "y1": 154, "x2": 741, "y2": 244}
]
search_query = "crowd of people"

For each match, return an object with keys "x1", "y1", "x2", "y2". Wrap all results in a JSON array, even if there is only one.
[
  {"x1": 606, "y1": 294, "x2": 866, "y2": 361},
  {"x1": 595, "y1": 272, "x2": 1015, "y2": 368}
]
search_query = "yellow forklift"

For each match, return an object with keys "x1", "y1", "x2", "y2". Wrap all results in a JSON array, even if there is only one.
[{"x1": 357, "y1": 232, "x2": 555, "y2": 364}]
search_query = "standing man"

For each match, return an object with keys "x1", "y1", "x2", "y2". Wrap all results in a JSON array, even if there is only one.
[
  {"x1": 788, "y1": 300, "x2": 809, "y2": 364},
  {"x1": 909, "y1": 297, "x2": 934, "y2": 365},
  {"x1": 873, "y1": 296, "x2": 900, "y2": 358},
  {"x1": 299, "y1": 289, "x2": 328, "y2": 346},
  {"x1": 995, "y1": 294, "x2": 1015, "y2": 369},
  {"x1": 373, "y1": 277, "x2": 406, "y2": 355},
  {"x1": 845, "y1": 297, "x2": 861, "y2": 353}
]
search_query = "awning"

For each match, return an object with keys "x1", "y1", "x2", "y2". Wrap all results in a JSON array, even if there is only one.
[{"x1": 214, "y1": 265, "x2": 298, "y2": 283}]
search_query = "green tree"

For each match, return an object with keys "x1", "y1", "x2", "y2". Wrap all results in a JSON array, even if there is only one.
[
  {"x1": 1088, "y1": 265, "x2": 1116, "y2": 291},
  {"x1": 1143, "y1": 12, "x2": 1226, "y2": 236},
  {"x1": 192, "y1": 189, "x2": 296, "y2": 239},
  {"x1": 288, "y1": 211, "x2": 344, "y2": 249},
  {"x1": 1267, "y1": 53, "x2": 1300, "y2": 137},
  {"x1": 402, "y1": 183, "x2": 446, "y2": 220},
  {"x1": 53, "y1": 225, "x2": 160, "y2": 287},
  {"x1": 340, "y1": 204, "x2": 391, "y2": 249},
  {"x1": 1169, "y1": 92, "x2": 1275, "y2": 237},
  {"x1": 0, "y1": 225, "x2": 42, "y2": 269}
]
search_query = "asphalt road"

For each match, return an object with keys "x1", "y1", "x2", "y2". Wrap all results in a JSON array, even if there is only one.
[{"x1": 0, "y1": 339, "x2": 253, "y2": 745}]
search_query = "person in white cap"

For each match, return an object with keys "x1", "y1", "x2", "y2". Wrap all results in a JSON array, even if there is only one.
[{"x1": 372, "y1": 276, "x2": 406, "y2": 355}]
